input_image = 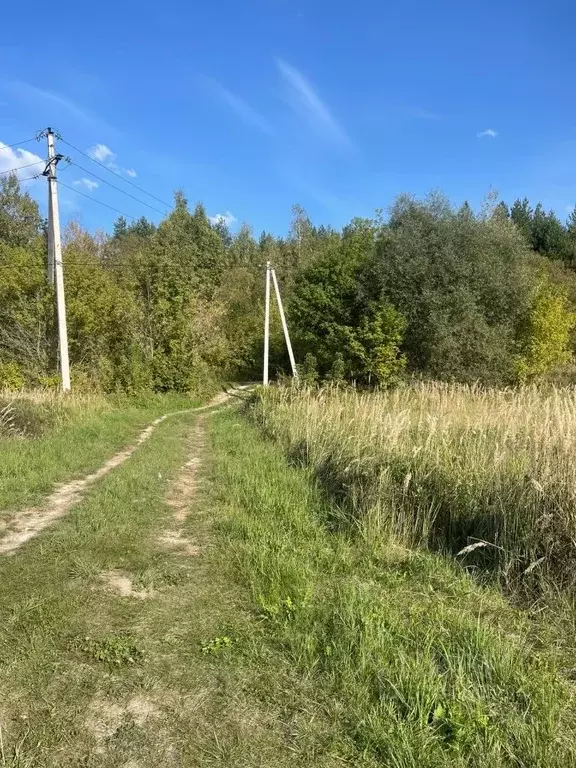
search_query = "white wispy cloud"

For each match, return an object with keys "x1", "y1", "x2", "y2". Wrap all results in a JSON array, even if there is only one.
[
  {"x1": 87, "y1": 144, "x2": 138, "y2": 177},
  {"x1": 361, "y1": 105, "x2": 442, "y2": 125},
  {"x1": 0, "y1": 142, "x2": 43, "y2": 181},
  {"x1": 477, "y1": 128, "x2": 498, "y2": 139},
  {"x1": 209, "y1": 211, "x2": 237, "y2": 227},
  {"x1": 88, "y1": 143, "x2": 116, "y2": 163},
  {"x1": 204, "y1": 78, "x2": 274, "y2": 136},
  {"x1": 13, "y1": 82, "x2": 89, "y2": 121},
  {"x1": 405, "y1": 107, "x2": 441, "y2": 120},
  {"x1": 73, "y1": 178, "x2": 99, "y2": 191},
  {"x1": 275, "y1": 161, "x2": 359, "y2": 216},
  {"x1": 276, "y1": 58, "x2": 353, "y2": 150},
  {"x1": 4, "y1": 81, "x2": 112, "y2": 130}
]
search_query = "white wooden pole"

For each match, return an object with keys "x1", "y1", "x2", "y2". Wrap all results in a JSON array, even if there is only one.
[
  {"x1": 46, "y1": 128, "x2": 71, "y2": 392},
  {"x1": 271, "y1": 268, "x2": 298, "y2": 379},
  {"x1": 263, "y1": 262, "x2": 271, "y2": 385}
]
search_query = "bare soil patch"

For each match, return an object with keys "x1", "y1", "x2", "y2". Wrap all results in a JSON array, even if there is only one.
[
  {"x1": 101, "y1": 569, "x2": 154, "y2": 599},
  {"x1": 86, "y1": 694, "x2": 160, "y2": 751},
  {"x1": 160, "y1": 415, "x2": 208, "y2": 556},
  {"x1": 0, "y1": 391, "x2": 235, "y2": 556},
  {"x1": 158, "y1": 531, "x2": 200, "y2": 556}
]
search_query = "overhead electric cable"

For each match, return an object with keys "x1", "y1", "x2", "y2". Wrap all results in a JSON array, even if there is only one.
[
  {"x1": 57, "y1": 180, "x2": 137, "y2": 220},
  {"x1": 59, "y1": 137, "x2": 173, "y2": 210},
  {"x1": 0, "y1": 161, "x2": 43, "y2": 176},
  {"x1": 0, "y1": 137, "x2": 38, "y2": 151},
  {"x1": 69, "y1": 161, "x2": 167, "y2": 216}
]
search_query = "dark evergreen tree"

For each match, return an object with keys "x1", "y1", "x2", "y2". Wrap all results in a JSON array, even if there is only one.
[
  {"x1": 510, "y1": 198, "x2": 533, "y2": 243},
  {"x1": 112, "y1": 216, "x2": 128, "y2": 239}
]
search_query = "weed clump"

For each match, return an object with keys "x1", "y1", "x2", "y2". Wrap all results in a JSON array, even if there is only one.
[{"x1": 77, "y1": 635, "x2": 144, "y2": 666}]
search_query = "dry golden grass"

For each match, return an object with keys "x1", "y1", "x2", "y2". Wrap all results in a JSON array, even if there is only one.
[
  {"x1": 0, "y1": 386, "x2": 107, "y2": 405},
  {"x1": 254, "y1": 382, "x2": 576, "y2": 589}
]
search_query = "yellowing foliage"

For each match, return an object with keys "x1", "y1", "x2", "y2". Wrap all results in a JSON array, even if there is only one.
[{"x1": 515, "y1": 280, "x2": 576, "y2": 382}]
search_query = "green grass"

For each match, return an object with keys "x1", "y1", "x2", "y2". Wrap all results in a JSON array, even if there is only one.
[
  {"x1": 208, "y1": 408, "x2": 576, "y2": 767},
  {"x1": 0, "y1": 397, "x2": 574, "y2": 766},
  {"x1": 0, "y1": 403, "x2": 317, "y2": 767},
  {"x1": 0, "y1": 391, "x2": 197, "y2": 513}
]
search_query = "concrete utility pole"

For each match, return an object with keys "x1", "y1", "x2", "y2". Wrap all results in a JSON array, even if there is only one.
[
  {"x1": 263, "y1": 261, "x2": 271, "y2": 386},
  {"x1": 47, "y1": 184, "x2": 55, "y2": 285},
  {"x1": 271, "y1": 268, "x2": 298, "y2": 379},
  {"x1": 44, "y1": 128, "x2": 71, "y2": 392}
]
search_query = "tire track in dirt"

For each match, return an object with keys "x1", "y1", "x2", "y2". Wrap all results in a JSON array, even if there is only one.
[
  {"x1": 0, "y1": 389, "x2": 243, "y2": 556},
  {"x1": 159, "y1": 415, "x2": 206, "y2": 556}
]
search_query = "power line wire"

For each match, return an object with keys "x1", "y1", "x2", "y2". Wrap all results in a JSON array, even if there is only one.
[
  {"x1": 0, "y1": 263, "x2": 121, "y2": 270},
  {"x1": 0, "y1": 254, "x2": 151, "y2": 270},
  {"x1": 69, "y1": 161, "x2": 168, "y2": 216},
  {"x1": 0, "y1": 249, "x2": 175, "y2": 273},
  {"x1": 8, "y1": 174, "x2": 41, "y2": 183},
  {"x1": 59, "y1": 137, "x2": 173, "y2": 210},
  {"x1": 0, "y1": 161, "x2": 44, "y2": 176},
  {"x1": 0, "y1": 251, "x2": 210, "y2": 272},
  {"x1": 0, "y1": 137, "x2": 38, "y2": 152},
  {"x1": 56, "y1": 180, "x2": 137, "y2": 221},
  {"x1": 0, "y1": 260, "x2": 181, "y2": 272},
  {"x1": 0, "y1": 251, "x2": 162, "y2": 268}
]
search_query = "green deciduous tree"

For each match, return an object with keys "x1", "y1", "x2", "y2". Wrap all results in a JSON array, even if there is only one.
[
  {"x1": 0, "y1": 175, "x2": 44, "y2": 248},
  {"x1": 215, "y1": 264, "x2": 264, "y2": 377},
  {"x1": 343, "y1": 303, "x2": 406, "y2": 384},
  {"x1": 0, "y1": 242, "x2": 51, "y2": 383},
  {"x1": 63, "y1": 224, "x2": 148, "y2": 392},
  {"x1": 290, "y1": 217, "x2": 405, "y2": 384},
  {"x1": 229, "y1": 224, "x2": 259, "y2": 268},
  {"x1": 369, "y1": 193, "x2": 536, "y2": 383},
  {"x1": 0, "y1": 176, "x2": 51, "y2": 384}
]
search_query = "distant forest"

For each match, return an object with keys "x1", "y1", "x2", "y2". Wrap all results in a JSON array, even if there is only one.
[{"x1": 2, "y1": 174, "x2": 576, "y2": 391}]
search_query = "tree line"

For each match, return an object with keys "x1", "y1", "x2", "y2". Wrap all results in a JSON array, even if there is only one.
[{"x1": 1, "y1": 173, "x2": 576, "y2": 391}]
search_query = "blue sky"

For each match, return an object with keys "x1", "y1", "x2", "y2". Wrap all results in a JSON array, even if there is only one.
[{"x1": 1, "y1": 0, "x2": 575, "y2": 235}]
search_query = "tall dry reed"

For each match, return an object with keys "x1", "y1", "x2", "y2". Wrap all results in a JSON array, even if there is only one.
[{"x1": 253, "y1": 383, "x2": 576, "y2": 588}]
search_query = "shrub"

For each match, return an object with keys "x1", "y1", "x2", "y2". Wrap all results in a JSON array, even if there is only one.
[{"x1": 0, "y1": 361, "x2": 25, "y2": 390}]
